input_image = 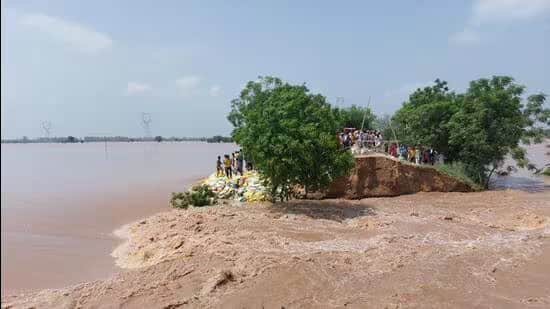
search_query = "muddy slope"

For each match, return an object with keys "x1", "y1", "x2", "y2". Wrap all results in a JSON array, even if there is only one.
[
  {"x1": 3, "y1": 190, "x2": 549, "y2": 308},
  {"x1": 326, "y1": 155, "x2": 473, "y2": 198}
]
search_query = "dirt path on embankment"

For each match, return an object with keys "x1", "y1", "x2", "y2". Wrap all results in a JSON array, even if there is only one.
[{"x1": 3, "y1": 190, "x2": 550, "y2": 308}]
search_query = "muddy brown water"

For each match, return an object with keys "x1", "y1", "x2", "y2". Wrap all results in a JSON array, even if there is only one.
[
  {"x1": 492, "y1": 141, "x2": 549, "y2": 192},
  {"x1": 1, "y1": 142, "x2": 236, "y2": 294},
  {"x1": 0, "y1": 141, "x2": 548, "y2": 296}
]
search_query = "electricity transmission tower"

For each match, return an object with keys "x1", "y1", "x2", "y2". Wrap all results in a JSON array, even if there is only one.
[
  {"x1": 41, "y1": 121, "x2": 52, "y2": 138},
  {"x1": 141, "y1": 113, "x2": 152, "y2": 138}
]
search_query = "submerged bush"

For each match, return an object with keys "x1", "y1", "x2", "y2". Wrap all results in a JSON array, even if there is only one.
[{"x1": 170, "y1": 185, "x2": 217, "y2": 208}]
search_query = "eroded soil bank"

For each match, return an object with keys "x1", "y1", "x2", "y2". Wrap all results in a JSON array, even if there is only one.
[
  {"x1": 3, "y1": 190, "x2": 549, "y2": 308},
  {"x1": 327, "y1": 155, "x2": 473, "y2": 198}
]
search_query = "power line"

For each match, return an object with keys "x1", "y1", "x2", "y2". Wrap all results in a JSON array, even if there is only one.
[
  {"x1": 141, "y1": 113, "x2": 152, "y2": 138},
  {"x1": 41, "y1": 121, "x2": 52, "y2": 138}
]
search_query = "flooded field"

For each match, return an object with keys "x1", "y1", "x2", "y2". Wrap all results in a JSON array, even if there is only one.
[{"x1": 1, "y1": 142, "x2": 236, "y2": 293}]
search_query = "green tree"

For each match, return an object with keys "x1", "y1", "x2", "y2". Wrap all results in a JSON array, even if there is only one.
[
  {"x1": 154, "y1": 135, "x2": 163, "y2": 142},
  {"x1": 393, "y1": 76, "x2": 549, "y2": 188},
  {"x1": 392, "y1": 79, "x2": 460, "y2": 156},
  {"x1": 447, "y1": 78, "x2": 548, "y2": 187},
  {"x1": 228, "y1": 76, "x2": 354, "y2": 201},
  {"x1": 336, "y1": 104, "x2": 376, "y2": 129}
]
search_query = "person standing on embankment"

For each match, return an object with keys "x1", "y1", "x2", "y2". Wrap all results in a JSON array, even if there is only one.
[
  {"x1": 223, "y1": 154, "x2": 232, "y2": 178},
  {"x1": 236, "y1": 151, "x2": 244, "y2": 175}
]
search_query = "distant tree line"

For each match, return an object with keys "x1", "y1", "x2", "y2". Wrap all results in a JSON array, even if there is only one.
[
  {"x1": 206, "y1": 135, "x2": 233, "y2": 143},
  {"x1": 1, "y1": 135, "x2": 234, "y2": 144}
]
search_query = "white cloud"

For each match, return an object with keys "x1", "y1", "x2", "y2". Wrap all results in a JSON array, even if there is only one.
[
  {"x1": 126, "y1": 82, "x2": 152, "y2": 95},
  {"x1": 175, "y1": 76, "x2": 201, "y2": 95},
  {"x1": 472, "y1": 0, "x2": 550, "y2": 25},
  {"x1": 384, "y1": 81, "x2": 434, "y2": 98},
  {"x1": 19, "y1": 13, "x2": 113, "y2": 53},
  {"x1": 450, "y1": 0, "x2": 550, "y2": 45},
  {"x1": 449, "y1": 28, "x2": 481, "y2": 45},
  {"x1": 209, "y1": 85, "x2": 221, "y2": 97}
]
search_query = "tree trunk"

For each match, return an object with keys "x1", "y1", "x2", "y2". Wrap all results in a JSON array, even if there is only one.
[
  {"x1": 271, "y1": 185, "x2": 278, "y2": 203},
  {"x1": 485, "y1": 165, "x2": 497, "y2": 189}
]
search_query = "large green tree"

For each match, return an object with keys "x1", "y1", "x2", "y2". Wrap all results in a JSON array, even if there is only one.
[
  {"x1": 447, "y1": 77, "x2": 549, "y2": 186},
  {"x1": 228, "y1": 76, "x2": 354, "y2": 201},
  {"x1": 392, "y1": 76, "x2": 549, "y2": 188}
]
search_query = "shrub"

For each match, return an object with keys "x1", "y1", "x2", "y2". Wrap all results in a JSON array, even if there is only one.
[
  {"x1": 170, "y1": 192, "x2": 190, "y2": 209},
  {"x1": 435, "y1": 162, "x2": 482, "y2": 190},
  {"x1": 170, "y1": 185, "x2": 217, "y2": 208}
]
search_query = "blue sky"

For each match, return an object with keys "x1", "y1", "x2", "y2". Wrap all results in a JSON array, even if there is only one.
[{"x1": 2, "y1": 0, "x2": 549, "y2": 138}]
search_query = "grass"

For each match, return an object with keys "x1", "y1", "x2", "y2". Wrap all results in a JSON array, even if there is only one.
[{"x1": 434, "y1": 162, "x2": 483, "y2": 190}]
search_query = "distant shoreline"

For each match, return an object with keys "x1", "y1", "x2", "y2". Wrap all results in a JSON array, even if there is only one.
[{"x1": 1, "y1": 135, "x2": 233, "y2": 144}]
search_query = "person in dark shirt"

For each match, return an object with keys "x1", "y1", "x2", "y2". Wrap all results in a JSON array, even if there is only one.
[
  {"x1": 236, "y1": 151, "x2": 244, "y2": 176},
  {"x1": 216, "y1": 156, "x2": 223, "y2": 176}
]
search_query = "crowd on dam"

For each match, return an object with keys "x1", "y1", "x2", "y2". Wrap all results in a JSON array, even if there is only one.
[{"x1": 338, "y1": 128, "x2": 443, "y2": 165}]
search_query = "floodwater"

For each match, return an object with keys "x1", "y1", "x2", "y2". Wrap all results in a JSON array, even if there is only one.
[
  {"x1": 1, "y1": 142, "x2": 236, "y2": 294},
  {"x1": 1, "y1": 141, "x2": 548, "y2": 295},
  {"x1": 492, "y1": 141, "x2": 550, "y2": 192}
]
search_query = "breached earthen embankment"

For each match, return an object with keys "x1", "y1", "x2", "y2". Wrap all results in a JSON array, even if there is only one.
[{"x1": 326, "y1": 154, "x2": 473, "y2": 198}]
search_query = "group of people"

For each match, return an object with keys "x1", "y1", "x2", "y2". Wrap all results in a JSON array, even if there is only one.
[
  {"x1": 337, "y1": 127, "x2": 443, "y2": 165},
  {"x1": 387, "y1": 143, "x2": 440, "y2": 165},
  {"x1": 338, "y1": 128, "x2": 384, "y2": 150},
  {"x1": 216, "y1": 150, "x2": 253, "y2": 178}
]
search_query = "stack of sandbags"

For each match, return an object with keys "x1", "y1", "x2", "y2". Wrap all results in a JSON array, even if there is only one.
[{"x1": 201, "y1": 171, "x2": 269, "y2": 202}]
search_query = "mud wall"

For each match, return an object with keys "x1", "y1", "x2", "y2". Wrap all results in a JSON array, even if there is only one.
[{"x1": 326, "y1": 155, "x2": 473, "y2": 199}]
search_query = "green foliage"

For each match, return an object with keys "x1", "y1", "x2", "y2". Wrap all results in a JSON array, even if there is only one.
[
  {"x1": 336, "y1": 104, "x2": 376, "y2": 129},
  {"x1": 392, "y1": 79, "x2": 460, "y2": 156},
  {"x1": 170, "y1": 184, "x2": 217, "y2": 208},
  {"x1": 542, "y1": 167, "x2": 550, "y2": 177},
  {"x1": 228, "y1": 76, "x2": 354, "y2": 201},
  {"x1": 434, "y1": 162, "x2": 482, "y2": 190},
  {"x1": 392, "y1": 76, "x2": 549, "y2": 188}
]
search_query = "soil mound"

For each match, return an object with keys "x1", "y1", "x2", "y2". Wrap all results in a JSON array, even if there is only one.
[{"x1": 326, "y1": 154, "x2": 473, "y2": 198}]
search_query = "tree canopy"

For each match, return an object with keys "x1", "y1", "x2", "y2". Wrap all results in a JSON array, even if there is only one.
[
  {"x1": 336, "y1": 105, "x2": 376, "y2": 130},
  {"x1": 228, "y1": 76, "x2": 354, "y2": 201},
  {"x1": 392, "y1": 79, "x2": 460, "y2": 157},
  {"x1": 392, "y1": 76, "x2": 549, "y2": 187}
]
